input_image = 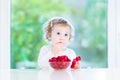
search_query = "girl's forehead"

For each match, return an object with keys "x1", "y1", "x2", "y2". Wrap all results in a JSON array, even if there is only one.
[{"x1": 53, "y1": 24, "x2": 71, "y2": 31}]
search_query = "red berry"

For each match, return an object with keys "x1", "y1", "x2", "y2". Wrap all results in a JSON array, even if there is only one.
[
  {"x1": 75, "y1": 56, "x2": 81, "y2": 61},
  {"x1": 70, "y1": 56, "x2": 81, "y2": 69},
  {"x1": 71, "y1": 60, "x2": 76, "y2": 68},
  {"x1": 49, "y1": 59, "x2": 52, "y2": 62}
]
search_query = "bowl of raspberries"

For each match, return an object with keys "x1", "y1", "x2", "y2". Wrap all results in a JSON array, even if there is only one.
[
  {"x1": 49, "y1": 55, "x2": 71, "y2": 70},
  {"x1": 49, "y1": 55, "x2": 81, "y2": 70}
]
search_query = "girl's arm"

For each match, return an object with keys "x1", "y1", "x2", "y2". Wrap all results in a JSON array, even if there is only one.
[
  {"x1": 69, "y1": 49, "x2": 80, "y2": 69},
  {"x1": 37, "y1": 46, "x2": 50, "y2": 68}
]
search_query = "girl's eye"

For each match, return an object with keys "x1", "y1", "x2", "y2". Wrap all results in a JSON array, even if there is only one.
[
  {"x1": 57, "y1": 32, "x2": 60, "y2": 35},
  {"x1": 65, "y1": 34, "x2": 68, "y2": 36}
]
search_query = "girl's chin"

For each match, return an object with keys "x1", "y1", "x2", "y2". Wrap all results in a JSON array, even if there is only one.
[
  {"x1": 57, "y1": 45, "x2": 64, "y2": 48},
  {"x1": 53, "y1": 43, "x2": 67, "y2": 47},
  {"x1": 55, "y1": 44, "x2": 65, "y2": 48},
  {"x1": 57, "y1": 43, "x2": 65, "y2": 46}
]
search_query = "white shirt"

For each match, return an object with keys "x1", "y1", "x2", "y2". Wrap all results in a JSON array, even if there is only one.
[{"x1": 37, "y1": 45, "x2": 76, "y2": 69}]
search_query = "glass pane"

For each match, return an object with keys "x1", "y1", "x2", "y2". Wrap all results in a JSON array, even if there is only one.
[{"x1": 11, "y1": 0, "x2": 108, "y2": 69}]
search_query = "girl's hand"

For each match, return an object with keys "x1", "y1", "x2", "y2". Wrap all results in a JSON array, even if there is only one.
[
  {"x1": 71, "y1": 56, "x2": 81, "y2": 69},
  {"x1": 71, "y1": 60, "x2": 80, "y2": 69},
  {"x1": 73, "y1": 61, "x2": 80, "y2": 69}
]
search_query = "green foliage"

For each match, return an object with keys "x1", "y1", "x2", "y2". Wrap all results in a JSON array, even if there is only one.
[{"x1": 11, "y1": 0, "x2": 107, "y2": 68}]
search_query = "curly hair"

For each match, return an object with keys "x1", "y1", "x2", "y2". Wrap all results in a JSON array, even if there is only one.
[{"x1": 43, "y1": 17, "x2": 74, "y2": 41}]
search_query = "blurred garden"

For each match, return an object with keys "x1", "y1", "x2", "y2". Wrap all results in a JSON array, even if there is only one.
[{"x1": 11, "y1": 0, "x2": 107, "y2": 69}]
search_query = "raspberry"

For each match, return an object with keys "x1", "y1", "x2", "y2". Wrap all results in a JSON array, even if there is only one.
[
  {"x1": 71, "y1": 60, "x2": 76, "y2": 68},
  {"x1": 76, "y1": 56, "x2": 81, "y2": 61}
]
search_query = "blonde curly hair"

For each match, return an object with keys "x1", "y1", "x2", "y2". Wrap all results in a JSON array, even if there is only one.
[{"x1": 43, "y1": 17, "x2": 74, "y2": 41}]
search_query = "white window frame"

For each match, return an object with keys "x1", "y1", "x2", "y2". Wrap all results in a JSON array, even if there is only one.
[
  {"x1": 0, "y1": 0, "x2": 119, "y2": 69},
  {"x1": 116, "y1": 0, "x2": 120, "y2": 68},
  {"x1": 0, "y1": 0, "x2": 10, "y2": 70},
  {"x1": 0, "y1": 0, "x2": 10, "y2": 80},
  {"x1": 108, "y1": 0, "x2": 120, "y2": 68}
]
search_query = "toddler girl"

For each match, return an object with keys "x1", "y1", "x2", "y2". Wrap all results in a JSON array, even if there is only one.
[{"x1": 38, "y1": 17, "x2": 79, "y2": 69}]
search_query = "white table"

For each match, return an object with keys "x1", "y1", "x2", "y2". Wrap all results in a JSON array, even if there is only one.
[{"x1": 9, "y1": 68, "x2": 120, "y2": 80}]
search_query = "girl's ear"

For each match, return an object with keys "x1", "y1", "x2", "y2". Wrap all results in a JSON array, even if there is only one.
[
  {"x1": 69, "y1": 36, "x2": 74, "y2": 41},
  {"x1": 69, "y1": 35, "x2": 72, "y2": 40},
  {"x1": 48, "y1": 37, "x2": 51, "y2": 41},
  {"x1": 69, "y1": 37, "x2": 71, "y2": 40}
]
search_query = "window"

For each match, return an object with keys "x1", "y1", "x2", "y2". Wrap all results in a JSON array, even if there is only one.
[{"x1": 10, "y1": 0, "x2": 108, "y2": 69}]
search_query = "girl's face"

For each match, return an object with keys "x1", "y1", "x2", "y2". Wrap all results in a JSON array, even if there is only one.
[{"x1": 50, "y1": 24, "x2": 71, "y2": 48}]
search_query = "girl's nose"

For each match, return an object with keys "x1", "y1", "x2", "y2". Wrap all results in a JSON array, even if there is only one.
[{"x1": 59, "y1": 35, "x2": 64, "y2": 40}]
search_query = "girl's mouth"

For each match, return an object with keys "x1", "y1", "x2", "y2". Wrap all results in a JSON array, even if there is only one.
[{"x1": 58, "y1": 42, "x2": 63, "y2": 44}]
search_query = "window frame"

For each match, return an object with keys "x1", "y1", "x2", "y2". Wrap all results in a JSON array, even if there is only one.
[
  {"x1": 0, "y1": 0, "x2": 119, "y2": 69},
  {"x1": 108, "y1": 0, "x2": 120, "y2": 68}
]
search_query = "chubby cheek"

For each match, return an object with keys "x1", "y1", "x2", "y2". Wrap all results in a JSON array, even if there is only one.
[
  {"x1": 51, "y1": 33, "x2": 58, "y2": 40},
  {"x1": 51, "y1": 37, "x2": 58, "y2": 44},
  {"x1": 64, "y1": 39, "x2": 70, "y2": 45}
]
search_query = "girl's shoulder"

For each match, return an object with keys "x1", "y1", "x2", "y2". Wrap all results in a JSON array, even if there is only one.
[
  {"x1": 66, "y1": 48, "x2": 75, "y2": 53},
  {"x1": 65, "y1": 48, "x2": 76, "y2": 56},
  {"x1": 65, "y1": 48, "x2": 76, "y2": 60},
  {"x1": 40, "y1": 45, "x2": 51, "y2": 51}
]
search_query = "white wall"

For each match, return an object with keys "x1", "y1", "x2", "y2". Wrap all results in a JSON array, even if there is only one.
[{"x1": 0, "y1": 0, "x2": 10, "y2": 69}]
